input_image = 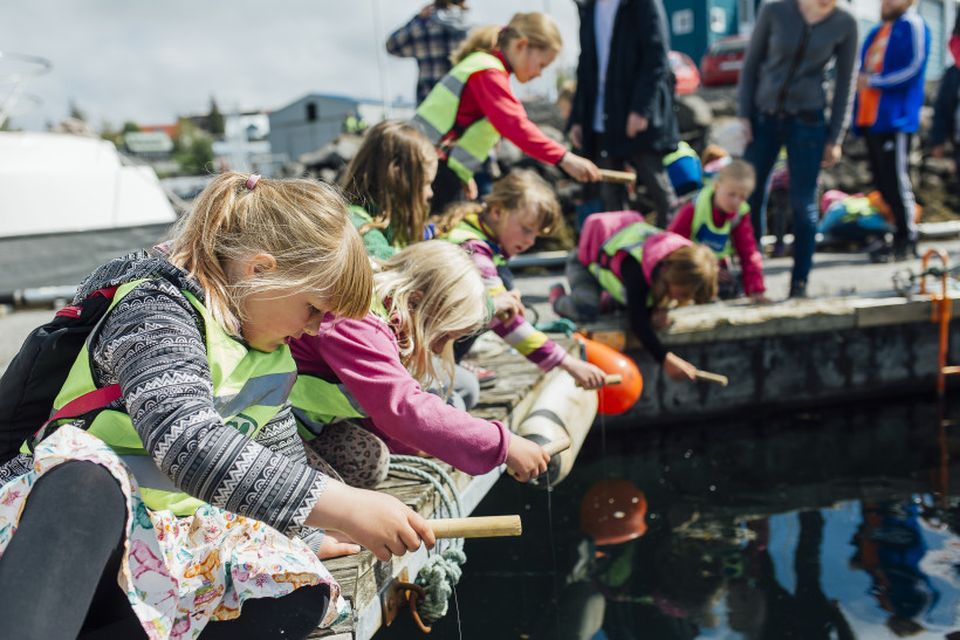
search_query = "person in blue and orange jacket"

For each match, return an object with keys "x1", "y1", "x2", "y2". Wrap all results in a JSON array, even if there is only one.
[{"x1": 853, "y1": 0, "x2": 930, "y2": 262}]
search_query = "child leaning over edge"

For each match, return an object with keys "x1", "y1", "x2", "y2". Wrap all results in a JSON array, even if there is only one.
[
  {"x1": 436, "y1": 169, "x2": 608, "y2": 390},
  {"x1": 289, "y1": 241, "x2": 552, "y2": 486},
  {"x1": 552, "y1": 211, "x2": 718, "y2": 382},
  {"x1": 0, "y1": 173, "x2": 435, "y2": 640},
  {"x1": 668, "y1": 159, "x2": 768, "y2": 302},
  {"x1": 340, "y1": 120, "x2": 439, "y2": 261}
]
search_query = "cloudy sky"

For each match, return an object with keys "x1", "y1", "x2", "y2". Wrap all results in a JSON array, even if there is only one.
[{"x1": 4, "y1": 0, "x2": 582, "y2": 131}]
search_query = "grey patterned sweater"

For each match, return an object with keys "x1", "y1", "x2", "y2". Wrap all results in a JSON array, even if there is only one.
[{"x1": 1, "y1": 252, "x2": 326, "y2": 537}]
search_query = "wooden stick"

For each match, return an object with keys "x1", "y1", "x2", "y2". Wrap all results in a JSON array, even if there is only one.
[
  {"x1": 599, "y1": 169, "x2": 637, "y2": 184},
  {"x1": 430, "y1": 515, "x2": 522, "y2": 539},
  {"x1": 542, "y1": 434, "x2": 571, "y2": 457},
  {"x1": 604, "y1": 374, "x2": 622, "y2": 385},
  {"x1": 695, "y1": 370, "x2": 729, "y2": 387}
]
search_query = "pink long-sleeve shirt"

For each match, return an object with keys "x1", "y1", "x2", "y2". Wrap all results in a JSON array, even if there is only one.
[
  {"x1": 668, "y1": 199, "x2": 766, "y2": 295},
  {"x1": 289, "y1": 313, "x2": 510, "y2": 476}
]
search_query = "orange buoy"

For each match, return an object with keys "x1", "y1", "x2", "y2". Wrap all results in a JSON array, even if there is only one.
[
  {"x1": 579, "y1": 479, "x2": 648, "y2": 546},
  {"x1": 574, "y1": 333, "x2": 642, "y2": 415}
]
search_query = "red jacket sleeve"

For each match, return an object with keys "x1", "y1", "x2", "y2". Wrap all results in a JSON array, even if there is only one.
[
  {"x1": 466, "y1": 69, "x2": 568, "y2": 164},
  {"x1": 731, "y1": 214, "x2": 766, "y2": 295},
  {"x1": 666, "y1": 202, "x2": 695, "y2": 239},
  {"x1": 292, "y1": 315, "x2": 510, "y2": 476}
]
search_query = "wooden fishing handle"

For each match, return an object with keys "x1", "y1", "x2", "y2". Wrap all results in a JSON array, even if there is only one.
[
  {"x1": 430, "y1": 515, "x2": 522, "y2": 539},
  {"x1": 541, "y1": 434, "x2": 571, "y2": 457},
  {"x1": 695, "y1": 370, "x2": 729, "y2": 387},
  {"x1": 598, "y1": 169, "x2": 637, "y2": 184},
  {"x1": 604, "y1": 374, "x2": 622, "y2": 385}
]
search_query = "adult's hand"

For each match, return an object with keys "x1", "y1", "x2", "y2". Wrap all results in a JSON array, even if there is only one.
[
  {"x1": 559, "y1": 153, "x2": 602, "y2": 182},
  {"x1": 626, "y1": 112, "x2": 649, "y2": 138},
  {"x1": 568, "y1": 123, "x2": 584, "y2": 150},
  {"x1": 821, "y1": 143, "x2": 841, "y2": 169},
  {"x1": 739, "y1": 118, "x2": 753, "y2": 145}
]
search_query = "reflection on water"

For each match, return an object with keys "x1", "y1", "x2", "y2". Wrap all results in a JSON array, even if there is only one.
[{"x1": 380, "y1": 397, "x2": 960, "y2": 639}]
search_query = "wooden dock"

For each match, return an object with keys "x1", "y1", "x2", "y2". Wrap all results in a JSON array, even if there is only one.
[{"x1": 311, "y1": 335, "x2": 576, "y2": 640}]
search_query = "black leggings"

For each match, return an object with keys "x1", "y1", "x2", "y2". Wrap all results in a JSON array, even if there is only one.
[{"x1": 0, "y1": 461, "x2": 330, "y2": 640}]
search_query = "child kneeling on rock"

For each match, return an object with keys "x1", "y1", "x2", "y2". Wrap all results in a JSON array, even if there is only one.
[
  {"x1": 552, "y1": 211, "x2": 718, "y2": 381},
  {"x1": 668, "y1": 159, "x2": 769, "y2": 302}
]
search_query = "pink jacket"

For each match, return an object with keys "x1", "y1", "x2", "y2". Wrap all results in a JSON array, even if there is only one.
[{"x1": 290, "y1": 313, "x2": 510, "y2": 476}]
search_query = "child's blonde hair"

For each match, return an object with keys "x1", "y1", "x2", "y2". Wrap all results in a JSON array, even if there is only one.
[
  {"x1": 715, "y1": 158, "x2": 756, "y2": 187},
  {"x1": 339, "y1": 121, "x2": 438, "y2": 248},
  {"x1": 375, "y1": 242, "x2": 487, "y2": 387},
  {"x1": 652, "y1": 244, "x2": 718, "y2": 307},
  {"x1": 451, "y1": 12, "x2": 563, "y2": 64},
  {"x1": 168, "y1": 172, "x2": 372, "y2": 335},
  {"x1": 436, "y1": 169, "x2": 563, "y2": 238}
]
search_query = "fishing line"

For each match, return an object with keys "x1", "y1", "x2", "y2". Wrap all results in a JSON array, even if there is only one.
[{"x1": 545, "y1": 464, "x2": 562, "y2": 639}]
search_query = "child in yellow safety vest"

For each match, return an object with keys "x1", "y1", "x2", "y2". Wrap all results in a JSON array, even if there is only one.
[
  {"x1": 668, "y1": 160, "x2": 768, "y2": 302},
  {"x1": 0, "y1": 173, "x2": 436, "y2": 639},
  {"x1": 413, "y1": 12, "x2": 602, "y2": 213},
  {"x1": 289, "y1": 242, "x2": 553, "y2": 486},
  {"x1": 551, "y1": 211, "x2": 718, "y2": 381},
  {"x1": 436, "y1": 170, "x2": 608, "y2": 389}
]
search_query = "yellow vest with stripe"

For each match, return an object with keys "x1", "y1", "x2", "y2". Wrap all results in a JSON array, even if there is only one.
[
  {"x1": 587, "y1": 222, "x2": 663, "y2": 306},
  {"x1": 412, "y1": 51, "x2": 505, "y2": 183},
  {"x1": 48, "y1": 279, "x2": 297, "y2": 516},
  {"x1": 690, "y1": 185, "x2": 749, "y2": 260},
  {"x1": 442, "y1": 213, "x2": 507, "y2": 268},
  {"x1": 289, "y1": 297, "x2": 390, "y2": 438}
]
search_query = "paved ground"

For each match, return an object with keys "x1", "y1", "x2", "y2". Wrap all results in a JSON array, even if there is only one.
[{"x1": 2, "y1": 238, "x2": 959, "y2": 374}]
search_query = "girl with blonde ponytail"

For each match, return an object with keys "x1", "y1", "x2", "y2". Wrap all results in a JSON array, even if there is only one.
[
  {"x1": 413, "y1": 11, "x2": 602, "y2": 214},
  {"x1": 290, "y1": 241, "x2": 552, "y2": 486},
  {"x1": 0, "y1": 172, "x2": 436, "y2": 639}
]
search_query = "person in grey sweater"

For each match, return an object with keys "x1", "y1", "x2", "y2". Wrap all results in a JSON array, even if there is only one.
[{"x1": 737, "y1": 0, "x2": 858, "y2": 298}]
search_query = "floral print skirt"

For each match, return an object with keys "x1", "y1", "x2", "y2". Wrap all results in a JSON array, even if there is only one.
[{"x1": 0, "y1": 426, "x2": 346, "y2": 639}]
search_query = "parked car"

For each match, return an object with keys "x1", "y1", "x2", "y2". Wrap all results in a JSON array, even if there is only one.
[
  {"x1": 700, "y1": 36, "x2": 750, "y2": 87},
  {"x1": 669, "y1": 51, "x2": 700, "y2": 96}
]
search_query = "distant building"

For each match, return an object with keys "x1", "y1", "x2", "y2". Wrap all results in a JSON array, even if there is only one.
[
  {"x1": 213, "y1": 110, "x2": 284, "y2": 176},
  {"x1": 268, "y1": 94, "x2": 360, "y2": 163},
  {"x1": 665, "y1": 0, "x2": 955, "y2": 79},
  {"x1": 268, "y1": 93, "x2": 416, "y2": 163},
  {"x1": 123, "y1": 130, "x2": 174, "y2": 160}
]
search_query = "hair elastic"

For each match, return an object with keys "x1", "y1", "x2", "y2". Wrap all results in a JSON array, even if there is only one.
[{"x1": 245, "y1": 174, "x2": 261, "y2": 191}]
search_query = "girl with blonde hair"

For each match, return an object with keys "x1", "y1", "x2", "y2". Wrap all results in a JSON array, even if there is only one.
[
  {"x1": 413, "y1": 11, "x2": 602, "y2": 213},
  {"x1": 0, "y1": 172, "x2": 435, "y2": 639},
  {"x1": 552, "y1": 210, "x2": 718, "y2": 381},
  {"x1": 437, "y1": 169, "x2": 607, "y2": 389},
  {"x1": 340, "y1": 120, "x2": 439, "y2": 260},
  {"x1": 290, "y1": 241, "x2": 551, "y2": 487}
]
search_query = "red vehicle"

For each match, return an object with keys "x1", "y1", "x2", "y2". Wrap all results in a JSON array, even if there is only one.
[
  {"x1": 700, "y1": 36, "x2": 750, "y2": 86},
  {"x1": 669, "y1": 51, "x2": 701, "y2": 96}
]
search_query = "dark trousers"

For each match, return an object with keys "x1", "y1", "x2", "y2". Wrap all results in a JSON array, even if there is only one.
[
  {"x1": 586, "y1": 133, "x2": 677, "y2": 228},
  {"x1": 864, "y1": 132, "x2": 918, "y2": 244},
  {"x1": 0, "y1": 461, "x2": 330, "y2": 640},
  {"x1": 744, "y1": 112, "x2": 826, "y2": 287}
]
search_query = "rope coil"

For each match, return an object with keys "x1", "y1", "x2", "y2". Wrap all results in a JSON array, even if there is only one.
[{"x1": 388, "y1": 455, "x2": 467, "y2": 627}]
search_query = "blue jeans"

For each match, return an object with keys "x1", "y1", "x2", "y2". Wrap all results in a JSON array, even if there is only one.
[{"x1": 744, "y1": 112, "x2": 827, "y2": 286}]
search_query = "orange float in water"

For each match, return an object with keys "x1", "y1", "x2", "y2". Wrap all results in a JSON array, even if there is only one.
[
  {"x1": 574, "y1": 333, "x2": 642, "y2": 415},
  {"x1": 579, "y1": 479, "x2": 648, "y2": 546}
]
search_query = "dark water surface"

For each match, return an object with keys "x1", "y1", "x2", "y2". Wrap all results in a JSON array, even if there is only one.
[{"x1": 381, "y1": 396, "x2": 960, "y2": 639}]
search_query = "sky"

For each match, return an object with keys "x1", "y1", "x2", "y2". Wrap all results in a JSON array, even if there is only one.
[{"x1": 3, "y1": 0, "x2": 581, "y2": 131}]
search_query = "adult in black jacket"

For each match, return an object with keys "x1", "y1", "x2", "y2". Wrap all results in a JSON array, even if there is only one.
[{"x1": 568, "y1": 0, "x2": 680, "y2": 227}]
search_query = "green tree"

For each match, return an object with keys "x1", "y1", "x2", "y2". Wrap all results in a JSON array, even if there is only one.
[
  {"x1": 174, "y1": 135, "x2": 214, "y2": 176},
  {"x1": 68, "y1": 100, "x2": 86, "y2": 122},
  {"x1": 207, "y1": 97, "x2": 225, "y2": 137},
  {"x1": 122, "y1": 121, "x2": 141, "y2": 134}
]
